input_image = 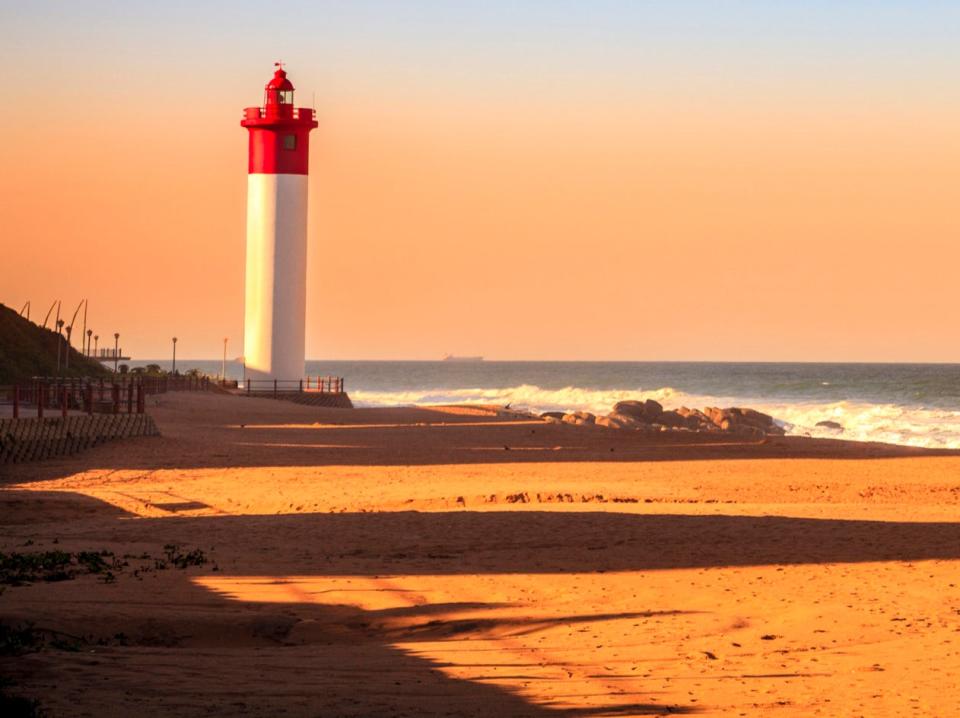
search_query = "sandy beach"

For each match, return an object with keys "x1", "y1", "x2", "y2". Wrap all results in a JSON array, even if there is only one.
[{"x1": 2, "y1": 391, "x2": 960, "y2": 717}]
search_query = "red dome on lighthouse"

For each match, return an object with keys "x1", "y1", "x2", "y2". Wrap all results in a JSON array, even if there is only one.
[
  {"x1": 266, "y1": 67, "x2": 294, "y2": 92},
  {"x1": 263, "y1": 63, "x2": 296, "y2": 115}
]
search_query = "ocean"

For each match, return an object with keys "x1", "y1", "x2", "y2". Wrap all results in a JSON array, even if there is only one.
[{"x1": 129, "y1": 360, "x2": 960, "y2": 449}]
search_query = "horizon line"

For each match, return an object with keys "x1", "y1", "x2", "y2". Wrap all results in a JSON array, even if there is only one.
[{"x1": 130, "y1": 358, "x2": 960, "y2": 366}]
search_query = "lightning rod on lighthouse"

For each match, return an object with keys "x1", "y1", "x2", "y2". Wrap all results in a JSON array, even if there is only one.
[{"x1": 241, "y1": 64, "x2": 318, "y2": 382}]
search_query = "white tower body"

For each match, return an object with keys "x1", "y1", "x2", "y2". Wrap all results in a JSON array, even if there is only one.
[{"x1": 243, "y1": 174, "x2": 308, "y2": 381}]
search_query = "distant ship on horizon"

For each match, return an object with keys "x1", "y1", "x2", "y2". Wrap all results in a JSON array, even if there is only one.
[{"x1": 442, "y1": 354, "x2": 484, "y2": 362}]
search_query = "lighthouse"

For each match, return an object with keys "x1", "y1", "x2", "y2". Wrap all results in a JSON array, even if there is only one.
[{"x1": 241, "y1": 64, "x2": 318, "y2": 382}]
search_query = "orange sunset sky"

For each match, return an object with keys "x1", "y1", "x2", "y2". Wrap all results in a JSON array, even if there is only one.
[{"x1": 2, "y1": 1, "x2": 959, "y2": 361}]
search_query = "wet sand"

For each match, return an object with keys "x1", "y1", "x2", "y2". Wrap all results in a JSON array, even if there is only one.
[{"x1": 2, "y1": 391, "x2": 960, "y2": 716}]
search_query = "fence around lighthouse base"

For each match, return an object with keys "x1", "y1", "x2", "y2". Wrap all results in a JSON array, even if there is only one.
[
  {"x1": 243, "y1": 377, "x2": 352, "y2": 408},
  {"x1": 244, "y1": 376, "x2": 345, "y2": 398}
]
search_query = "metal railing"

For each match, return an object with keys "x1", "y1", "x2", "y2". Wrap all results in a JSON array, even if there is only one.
[
  {"x1": 245, "y1": 376, "x2": 345, "y2": 398},
  {"x1": 242, "y1": 106, "x2": 316, "y2": 121},
  {"x1": 90, "y1": 348, "x2": 127, "y2": 359},
  {"x1": 1, "y1": 375, "x2": 212, "y2": 419}
]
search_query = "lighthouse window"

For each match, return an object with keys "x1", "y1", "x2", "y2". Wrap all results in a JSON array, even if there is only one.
[
  {"x1": 280, "y1": 90, "x2": 293, "y2": 104},
  {"x1": 283, "y1": 134, "x2": 297, "y2": 151}
]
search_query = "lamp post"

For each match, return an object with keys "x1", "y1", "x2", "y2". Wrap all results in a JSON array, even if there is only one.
[
  {"x1": 222, "y1": 337, "x2": 228, "y2": 382},
  {"x1": 172, "y1": 337, "x2": 178, "y2": 374},
  {"x1": 65, "y1": 325, "x2": 73, "y2": 368},
  {"x1": 93, "y1": 334, "x2": 99, "y2": 357},
  {"x1": 86, "y1": 329, "x2": 93, "y2": 356},
  {"x1": 113, "y1": 333, "x2": 120, "y2": 374},
  {"x1": 56, "y1": 319, "x2": 65, "y2": 374},
  {"x1": 81, "y1": 299, "x2": 87, "y2": 358}
]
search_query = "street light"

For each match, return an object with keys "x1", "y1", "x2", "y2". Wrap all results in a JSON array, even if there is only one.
[
  {"x1": 81, "y1": 299, "x2": 88, "y2": 358},
  {"x1": 86, "y1": 329, "x2": 93, "y2": 356},
  {"x1": 113, "y1": 333, "x2": 120, "y2": 374},
  {"x1": 172, "y1": 337, "x2": 178, "y2": 374},
  {"x1": 56, "y1": 319, "x2": 65, "y2": 374},
  {"x1": 93, "y1": 334, "x2": 99, "y2": 357},
  {"x1": 65, "y1": 325, "x2": 73, "y2": 369},
  {"x1": 222, "y1": 337, "x2": 228, "y2": 382}
]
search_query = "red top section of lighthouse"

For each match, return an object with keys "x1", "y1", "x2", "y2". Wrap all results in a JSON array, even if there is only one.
[{"x1": 241, "y1": 64, "x2": 318, "y2": 175}]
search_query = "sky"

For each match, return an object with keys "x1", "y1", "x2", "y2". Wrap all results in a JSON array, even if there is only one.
[{"x1": 2, "y1": 1, "x2": 959, "y2": 361}]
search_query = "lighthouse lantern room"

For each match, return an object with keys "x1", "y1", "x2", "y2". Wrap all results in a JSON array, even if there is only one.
[{"x1": 241, "y1": 64, "x2": 318, "y2": 382}]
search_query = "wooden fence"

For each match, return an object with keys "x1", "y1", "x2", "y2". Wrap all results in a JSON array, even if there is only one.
[{"x1": 0, "y1": 413, "x2": 160, "y2": 464}]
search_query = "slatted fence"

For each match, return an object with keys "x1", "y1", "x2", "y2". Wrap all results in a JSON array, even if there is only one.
[{"x1": 0, "y1": 413, "x2": 160, "y2": 464}]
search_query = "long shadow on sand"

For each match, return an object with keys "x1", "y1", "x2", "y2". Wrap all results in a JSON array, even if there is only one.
[
  {"x1": 0, "y1": 491, "x2": 718, "y2": 716},
  {"x1": 100, "y1": 509, "x2": 960, "y2": 575},
  {"x1": 4, "y1": 488, "x2": 960, "y2": 715}
]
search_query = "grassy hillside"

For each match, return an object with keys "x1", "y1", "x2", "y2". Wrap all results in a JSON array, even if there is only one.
[{"x1": 0, "y1": 303, "x2": 112, "y2": 383}]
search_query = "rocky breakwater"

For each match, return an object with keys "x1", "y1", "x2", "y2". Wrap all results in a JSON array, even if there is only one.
[{"x1": 542, "y1": 399, "x2": 785, "y2": 438}]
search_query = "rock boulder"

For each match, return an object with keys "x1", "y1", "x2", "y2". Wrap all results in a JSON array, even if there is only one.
[
  {"x1": 815, "y1": 420, "x2": 844, "y2": 432},
  {"x1": 654, "y1": 410, "x2": 687, "y2": 428},
  {"x1": 612, "y1": 399, "x2": 663, "y2": 423},
  {"x1": 704, "y1": 407, "x2": 784, "y2": 436},
  {"x1": 676, "y1": 406, "x2": 713, "y2": 430},
  {"x1": 562, "y1": 411, "x2": 596, "y2": 426},
  {"x1": 599, "y1": 412, "x2": 645, "y2": 430}
]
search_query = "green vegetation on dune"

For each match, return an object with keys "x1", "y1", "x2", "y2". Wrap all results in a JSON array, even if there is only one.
[{"x1": 0, "y1": 304, "x2": 111, "y2": 384}]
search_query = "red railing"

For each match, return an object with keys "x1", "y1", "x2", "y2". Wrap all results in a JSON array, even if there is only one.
[
  {"x1": 1, "y1": 375, "x2": 212, "y2": 419},
  {"x1": 245, "y1": 376, "x2": 345, "y2": 398},
  {"x1": 242, "y1": 106, "x2": 316, "y2": 121}
]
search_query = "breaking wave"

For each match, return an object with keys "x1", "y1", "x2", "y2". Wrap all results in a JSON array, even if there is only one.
[
  {"x1": 351, "y1": 384, "x2": 960, "y2": 450},
  {"x1": 352, "y1": 384, "x2": 677, "y2": 415}
]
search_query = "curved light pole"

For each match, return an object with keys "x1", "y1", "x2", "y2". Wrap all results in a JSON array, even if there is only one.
[
  {"x1": 56, "y1": 319, "x2": 65, "y2": 375},
  {"x1": 68, "y1": 300, "x2": 84, "y2": 346},
  {"x1": 64, "y1": 325, "x2": 73, "y2": 369},
  {"x1": 113, "y1": 333, "x2": 120, "y2": 374},
  {"x1": 81, "y1": 300, "x2": 88, "y2": 358},
  {"x1": 172, "y1": 337, "x2": 178, "y2": 374},
  {"x1": 43, "y1": 300, "x2": 58, "y2": 329}
]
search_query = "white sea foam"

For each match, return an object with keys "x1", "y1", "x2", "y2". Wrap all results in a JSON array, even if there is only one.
[
  {"x1": 351, "y1": 385, "x2": 683, "y2": 415},
  {"x1": 755, "y1": 400, "x2": 960, "y2": 449},
  {"x1": 351, "y1": 384, "x2": 960, "y2": 449}
]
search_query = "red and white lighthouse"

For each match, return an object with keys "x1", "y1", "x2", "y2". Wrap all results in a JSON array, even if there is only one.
[{"x1": 241, "y1": 64, "x2": 318, "y2": 382}]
